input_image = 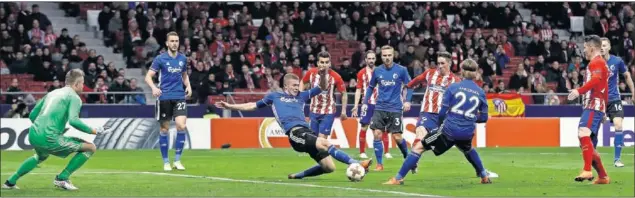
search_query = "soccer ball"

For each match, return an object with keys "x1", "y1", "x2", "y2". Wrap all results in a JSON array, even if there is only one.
[{"x1": 346, "y1": 163, "x2": 366, "y2": 182}]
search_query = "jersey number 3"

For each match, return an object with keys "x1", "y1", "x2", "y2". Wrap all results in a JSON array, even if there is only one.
[{"x1": 450, "y1": 92, "x2": 480, "y2": 119}]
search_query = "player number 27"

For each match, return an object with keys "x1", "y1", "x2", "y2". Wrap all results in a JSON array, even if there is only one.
[
  {"x1": 450, "y1": 92, "x2": 480, "y2": 119},
  {"x1": 177, "y1": 102, "x2": 186, "y2": 110}
]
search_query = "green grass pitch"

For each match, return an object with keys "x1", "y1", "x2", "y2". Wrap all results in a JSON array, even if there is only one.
[{"x1": 1, "y1": 147, "x2": 633, "y2": 197}]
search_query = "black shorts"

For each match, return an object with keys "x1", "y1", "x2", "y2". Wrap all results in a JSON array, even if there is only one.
[
  {"x1": 606, "y1": 100, "x2": 625, "y2": 122},
  {"x1": 370, "y1": 110, "x2": 403, "y2": 133},
  {"x1": 156, "y1": 99, "x2": 188, "y2": 121},
  {"x1": 288, "y1": 127, "x2": 329, "y2": 163},
  {"x1": 421, "y1": 130, "x2": 473, "y2": 156}
]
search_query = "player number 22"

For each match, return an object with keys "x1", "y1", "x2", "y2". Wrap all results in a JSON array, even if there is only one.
[{"x1": 450, "y1": 92, "x2": 480, "y2": 119}]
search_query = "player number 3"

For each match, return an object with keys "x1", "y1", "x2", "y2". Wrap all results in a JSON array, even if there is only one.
[{"x1": 450, "y1": 92, "x2": 480, "y2": 119}]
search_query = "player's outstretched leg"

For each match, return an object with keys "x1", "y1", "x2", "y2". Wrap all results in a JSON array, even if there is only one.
[
  {"x1": 358, "y1": 125, "x2": 368, "y2": 159},
  {"x1": 289, "y1": 164, "x2": 327, "y2": 179},
  {"x1": 373, "y1": 130, "x2": 384, "y2": 170},
  {"x1": 3, "y1": 153, "x2": 49, "y2": 189},
  {"x1": 173, "y1": 116, "x2": 187, "y2": 170},
  {"x1": 159, "y1": 121, "x2": 171, "y2": 171},
  {"x1": 383, "y1": 141, "x2": 424, "y2": 185},
  {"x1": 575, "y1": 127, "x2": 597, "y2": 182},
  {"x1": 462, "y1": 148, "x2": 491, "y2": 184},
  {"x1": 382, "y1": 131, "x2": 392, "y2": 158},
  {"x1": 316, "y1": 137, "x2": 373, "y2": 172},
  {"x1": 54, "y1": 142, "x2": 96, "y2": 190}
]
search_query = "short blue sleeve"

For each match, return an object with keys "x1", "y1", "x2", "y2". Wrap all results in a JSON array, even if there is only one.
[
  {"x1": 401, "y1": 67, "x2": 412, "y2": 84},
  {"x1": 150, "y1": 55, "x2": 161, "y2": 72},
  {"x1": 618, "y1": 58, "x2": 627, "y2": 74},
  {"x1": 180, "y1": 55, "x2": 188, "y2": 73},
  {"x1": 256, "y1": 93, "x2": 275, "y2": 108}
]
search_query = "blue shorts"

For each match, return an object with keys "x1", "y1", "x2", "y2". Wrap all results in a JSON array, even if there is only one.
[
  {"x1": 417, "y1": 112, "x2": 440, "y2": 132},
  {"x1": 359, "y1": 104, "x2": 375, "y2": 125},
  {"x1": 578, "y1": 109, "x2": 605, "y2": 142},
  {"x1": 310, "y1": 113, "x2": 336, "y2": 136}
]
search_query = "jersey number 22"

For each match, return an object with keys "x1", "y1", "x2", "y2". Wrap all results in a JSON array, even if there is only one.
[{"x1": 450, "y1": 92, "x2": 480, "y2": 119}]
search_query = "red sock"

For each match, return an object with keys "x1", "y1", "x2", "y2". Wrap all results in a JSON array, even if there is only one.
[
  {"x1": 579, "y1": 136, "x2": 594, "y2": 171},
  {"x1": 592, "y1": 151, "x2": 608, "y2": 178},
  {"x1": 413, "y1": 138, "x2": 421, "y2": 148},
  {"x1": 359, "y1": 129, "x2": 366, "y2": 154},
  {"x1": 382, "y1": 131, "x2": 389, "y2": 154}
]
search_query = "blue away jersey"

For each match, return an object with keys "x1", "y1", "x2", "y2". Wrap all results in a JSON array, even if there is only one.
[
  {"x1": 257, "y1": 87, "x2": 322, "y2": 133},
  {"x1": 364, "y1": 63, "x2": 412, "y2": 113},
  {"x1": 150, "y1": 52, "x2": 188, "y2": 101},
  {"x1": 606, "y1": 55, "x2": 627, "y2": 102},
  {"x1": 438, "y1": 80, "x2": 488, "y2": 140}
]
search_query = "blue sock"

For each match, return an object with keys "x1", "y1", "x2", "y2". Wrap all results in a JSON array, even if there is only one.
[
  {"x1": 174, "y1": 130, "x2": 186, "y2": 162},
  {"x1": 614, "y1": 131, "x2": 624, "y2": 161},
  {"x1": 397, "y1": 139, "x2": 408, "y2": 158},
  {"x1": 293, "y1": 165, "x2": 325, "y2": 179},
  {"x1": 466, "y1": 149, "x2": 486, "y2": 178},
  {"x1": 159, "y1": 132, "x2": 169, "y2": 164},
  {"x1": 464, "y1": 152, "x2": 479, "y2": 175},
  {"x1": 374, "y1": 140, "x2": 383, "y2": 165},
  {"x1": 327, "y1": 145, "x2": 358, "y2": 164},
  {"x1": 395, "y1": 151, "x2": 421, "y2": 180}
]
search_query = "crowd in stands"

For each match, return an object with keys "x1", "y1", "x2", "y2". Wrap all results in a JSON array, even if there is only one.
[
  {"x1": 0, "y1": 2, "x2": 144, "y2": 105},
  {"x1": 2, "y1": 2, "x2": 635, "y2": 106}
]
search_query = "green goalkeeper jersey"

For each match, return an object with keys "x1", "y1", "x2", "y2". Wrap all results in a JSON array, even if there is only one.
[{"x1": 29, "y1": 87, "x2": 93, "y2": 137}]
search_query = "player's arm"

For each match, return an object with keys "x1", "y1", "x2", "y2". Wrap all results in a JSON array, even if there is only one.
[
  {"x1": 300, "y1": 71, "x2": 311, "y2": 91},
  {"x1": 406, "y1": 72, "x2": 427, "y2": 89},
  {"x1": 476, "y1": 94, "x2": 489, "y2": 123},
  {"x1": 334, "y1": 74, "x2": 348, "y2": 118},
  {"x1": 363, "y1": 70, "x2": 378, "y2": 104},
  {"x1": 68, "y1": 96, "x2": 97, "y2": 134},
  {"x1": 182, "y1": 71, "x2": 192, "y2": 97},
  {"x1": 146, "y1": 57, "x2": 162, "y2": 97},
  {"x1": 28, "y1": 95, "x2": 46, "y2": 122},
  {"x1": 576, "y1": 62, "x2": 604, "y2": 94},
  {"x1": 619, "y1": 60, "x2": 635, "y2": 101},
  {"x1": 218, "y1": 93, "x2": 273, "y2": 111}
]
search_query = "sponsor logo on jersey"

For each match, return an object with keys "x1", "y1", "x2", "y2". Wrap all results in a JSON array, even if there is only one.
[{"x1": 167, "y1": 66, "x2": 182, "y2": 73}]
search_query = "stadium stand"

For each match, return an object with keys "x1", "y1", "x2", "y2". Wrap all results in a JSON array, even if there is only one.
[{"x1": 1, "y1": 2, "x2": 634, "y2": 106}]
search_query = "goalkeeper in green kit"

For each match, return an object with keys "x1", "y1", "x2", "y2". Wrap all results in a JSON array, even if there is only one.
[{"x1": 2, "y1": 69, "x2": 111, "y2": 191}]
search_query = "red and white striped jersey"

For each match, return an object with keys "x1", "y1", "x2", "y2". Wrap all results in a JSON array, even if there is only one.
[
  {"x1": 407, "y1": 69, "x2": 461, "y2": 113},
  {"x1": 356, "y1": 67, "x2": 378, "y2": 105},
  {"x1": 579, "y1": 55, "x2": 609, "y2": 112},
  {"x1": 302, "y1": 68, "x2": 346, "y2": 114}
]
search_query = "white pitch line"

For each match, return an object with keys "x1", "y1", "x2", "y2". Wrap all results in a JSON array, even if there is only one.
[{"x1": 0, "y1": 171, "x2": 440, "y2": 197}]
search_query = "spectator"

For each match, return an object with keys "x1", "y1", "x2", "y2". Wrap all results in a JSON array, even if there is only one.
[
  {"x1": 509, "y1": 63, "x2": 529, "y2": 91},
  {"x1": 199, "y1": 73, "x2": 220, "y2": 103},
  {"x1": 9, "y1": 51, "x2": 28, "y2": 74},
  {"x1": 55, "y1": 28, "x2": 73, "y2": 49},
  {"x1": 29, "y1": 4, "x2": 51, "y2": 30},
  {"x1": 239, "y1": 65, "x2": 259, "y2": 89},
  {"x1": 221, "y1": 63, "x2": 238, "y2": 91},
  {"x1": 338, "y1": 17, "x2": 355, "y2": 41},
  {"x1": 108, "y1": 75, "x2": 131, "y2": 103},
  {"x1": 5, "y1": 78, "x2": 22, "y2": 104},
  {"x1": 84, "y1": 62, "x2": 98, "y2": 88},
  {"x1": 47, "y1": 79, "x2": 62, "y2": 92},
  {"x1": 34, "y1": 61, "x2": 55, "y2": 81},
  {"x1": 494, "y1": 80, "x2": 507, "y2": 93},
  {"x1": 495, "y1": 45, "x2": 510, "y2": 76},
  {"x1": 106, "y1": 10, "x2": 122, "y2": 48},
  {"x1": 546, "y1": 60, "x2": 562, "y2": 82},
  {"x1": 125, "y1": 78, "x2": 146, "y2": 105},
  {"x1": 545, "y1": 89, "x2": 561, "y2": 105}
]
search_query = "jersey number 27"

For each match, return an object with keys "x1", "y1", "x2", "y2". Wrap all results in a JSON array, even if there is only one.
[{"x1": 450, "y1": 92, "x2": 480, "y2": 119}]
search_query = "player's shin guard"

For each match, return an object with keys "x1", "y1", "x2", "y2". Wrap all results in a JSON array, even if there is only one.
[
  {"x1": 174, "y1": 130, "x2": 186, "y2": 162},
  {"x1": 466, "y1": 149, "x2": 486, "y2": 177},
  {"x1": 614, "y1": 131, "x2": 624, "y2": 161},
  {"x1": 579, "y1": 136, "x2": 594, "y2": 171},
  {"x1": 7, "y1": 155, "x2": 42, "y2": 184},
  {"x1": 327, "y1": 145, "x2": 358, "y2": 164},
  {"x1": 57, "y1": 152, "x2": 93, "y2": 180},
  {"x1": 395, "y1": 151, "x2": 421, "y2": 180},
  {"x1": 359, "y1": 129, "x2": 367, "y2": 154},
  {"x1": 159, "y1": 132, "x2": 169, "y2": 163},
  {"x1": 396, "y1": 139, "x2": 408, "y2": 158},
  {"x1": 382, "y1": 132, "x2": 389, "y2": 153},
  {"x1": 293, "y1": 165, "x2": 325, "y2": 179},
  {"x1": 374, "y1": 140, "x2": 384, "y2": 165}
]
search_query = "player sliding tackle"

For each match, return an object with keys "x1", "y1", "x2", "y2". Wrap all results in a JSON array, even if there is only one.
[
  {"x1": 351, "y1": 50, "x2": 391, "y2": 159},
  {"x1": 599, "y1": 37, "x2": 635, "y2": 168},
  {"x1": 384, "y1": 59, "x2": 493, "y2": 185},
  {"x1": 362, "y1": 45, "x2": 414, "y2": 171},
  {"x1": 567, "y1": 35, "x2": 610, "y2": 184},
  {"x1": 407, "y1": 52, "x2": 497, "y2": 178},
  {"x1": 216, "y1": 52, "x2": 372, "y2": 180},
  {"x1": 3, "y1": 69, "x2": 112, "y2": 190}
]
